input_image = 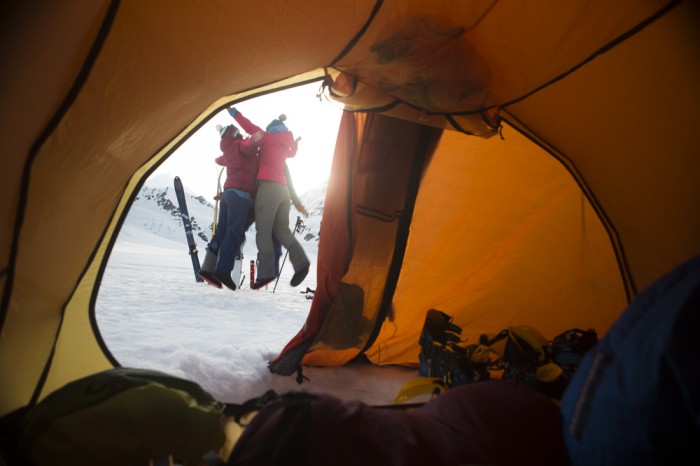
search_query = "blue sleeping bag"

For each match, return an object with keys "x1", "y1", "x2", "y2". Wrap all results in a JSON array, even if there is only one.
[{"x1": 561, "y1": 254, "x2": 700, "y2": 465}]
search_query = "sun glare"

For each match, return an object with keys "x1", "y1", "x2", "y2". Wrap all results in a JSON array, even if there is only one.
[{"x1": 157, "y1": 83, "x2": 344, "y2": 199}]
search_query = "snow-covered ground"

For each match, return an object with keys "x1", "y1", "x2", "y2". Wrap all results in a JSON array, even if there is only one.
[{"x1": 95, "y1": 178, "x2": 419, "y2": 406}]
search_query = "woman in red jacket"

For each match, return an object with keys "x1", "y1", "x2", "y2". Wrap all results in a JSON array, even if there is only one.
[
  {"x1": 229, "y1": 107, "x2": 310, "y2": 290},
  {"x1": 199, "y1": 123, "x2": 260, "y2": 290}
]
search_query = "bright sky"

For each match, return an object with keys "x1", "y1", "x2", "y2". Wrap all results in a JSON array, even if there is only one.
[{"x1": 155, "y1": 82, "x2": 344, "y2": 199}]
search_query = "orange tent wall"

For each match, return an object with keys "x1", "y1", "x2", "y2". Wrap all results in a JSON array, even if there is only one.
[
  {"x1": 366, "y1": 126, "x2": 626, "y2": 365},
  {"x1": 278, "y1": 114, "x2": 624, "y2": 372}
]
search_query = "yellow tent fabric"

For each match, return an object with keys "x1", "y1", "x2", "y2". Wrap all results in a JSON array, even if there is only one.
[{"x1": 2, "y1": 0, "x2": 699, "y2": 418}]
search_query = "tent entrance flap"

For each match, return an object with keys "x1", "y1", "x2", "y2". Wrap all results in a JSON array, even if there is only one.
[{"x1": 270, "y1": 112, "x2": 441, "y2": 372}]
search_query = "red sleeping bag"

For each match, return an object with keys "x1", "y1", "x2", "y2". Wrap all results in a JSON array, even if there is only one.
[{"x1": 227, "y1": 379, "x2": 569, "y2": 466}]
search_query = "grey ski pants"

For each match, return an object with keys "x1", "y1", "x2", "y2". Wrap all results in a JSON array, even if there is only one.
[{"x1": 254, "y1": 180, "x2": 308, "y2": 279}]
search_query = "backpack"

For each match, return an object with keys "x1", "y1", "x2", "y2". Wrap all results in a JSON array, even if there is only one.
[{"x1": 16, "y1": 367, "x2": 226, "y2": 466}]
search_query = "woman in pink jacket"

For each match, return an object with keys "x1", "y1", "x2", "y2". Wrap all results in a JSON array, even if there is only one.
[
  {"x1": 198, "y1": 122, "x2": 260, "y2": 290},
  {"x1": 228, "y1": 107, "x2": 310, "y2": 289}
]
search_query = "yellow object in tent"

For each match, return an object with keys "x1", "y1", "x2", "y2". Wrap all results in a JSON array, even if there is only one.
[
  {"x1": 506, "y1": 325, "x2": 549, "y2": 362},
  {"x1": 394, "y1": 377, "x2": 447, "y2": 404},
  {"x1": 536, "y1": 363, "x2": 565, "y2": 383}
]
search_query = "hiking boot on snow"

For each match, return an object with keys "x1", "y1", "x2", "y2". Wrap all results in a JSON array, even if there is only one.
[
  {"x1": 252, "y1": 276, "x2": 275, "y2": 290},
  {"x1": 214, "y1": 271, "x2": 237, "y2": 291},
  {"x1": 290, "y1": 262, "x2": 310, "y2": 287},
  {"x1": 199, "y1": 270, "x2": 222, "y2": 289}
]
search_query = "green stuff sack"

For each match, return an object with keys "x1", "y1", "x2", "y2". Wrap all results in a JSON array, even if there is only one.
[{"x1": 17, "y1": 368, "x2": 226, "y2": 466}]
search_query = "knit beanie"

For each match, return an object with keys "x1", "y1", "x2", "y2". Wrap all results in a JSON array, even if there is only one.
[
  {"x1": 266, "y1": 114, "x2": 288, "y2": 133},
  {"x1": 216, "y1": 124, "x2": 239, "y2": 138}
]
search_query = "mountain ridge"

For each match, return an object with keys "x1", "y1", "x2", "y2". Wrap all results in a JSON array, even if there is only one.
[{"x1": 121, "y1": 179, "x2": 326, "y2": 259}]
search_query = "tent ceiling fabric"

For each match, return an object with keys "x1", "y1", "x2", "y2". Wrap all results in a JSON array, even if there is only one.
[
  {"x1": 503, "y1": 1, "x2": 700, "y2": 291},
  {"x1": 2, "y1": 0, "x2": 699, "y2": 417}
]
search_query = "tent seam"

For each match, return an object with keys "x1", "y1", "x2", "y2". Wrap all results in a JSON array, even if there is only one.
[
  {"x1": 361, "y1": 125, "x2": 440, "y2": 353},
  {"x1": 0, "y1": 0, "x2": 120, "y2": 329},
  {"x1": 11, "y1": 0, "x2": 123, "y2": 409},
  {"x1": 501, "y1": 111, "x2": 637, "y2": 302},
  {"x1": 328, "y1": 0, "x2": 384, "y2": 66},
  {"x1": 499, "y1": 0, "x2": 683, "y2": 114}
]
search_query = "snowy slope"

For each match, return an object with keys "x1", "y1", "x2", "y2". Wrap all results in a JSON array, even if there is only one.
[{"x1": 96, "y1": 178, "x2": 418, "y2": 406}]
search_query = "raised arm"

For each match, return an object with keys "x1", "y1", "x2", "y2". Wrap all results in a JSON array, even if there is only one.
[{"x1": 228, "y1": 107, "x2": 262, "y2": 136}]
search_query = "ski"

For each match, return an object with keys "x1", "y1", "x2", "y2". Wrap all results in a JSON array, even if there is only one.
[
  {"x1": 212, "y1": 167, "x2": 224, "y2": 236},
  {"x1": 174, "y1": 176, "x2": 203, "y2": 282},
  {"x1": 232, "y1": 250, "x2": 243, "y2": 288}
]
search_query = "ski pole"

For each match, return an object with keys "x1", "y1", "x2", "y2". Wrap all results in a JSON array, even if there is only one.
[{"x1": 273, "y1": 216, "x2": 303, "y2": 293}]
